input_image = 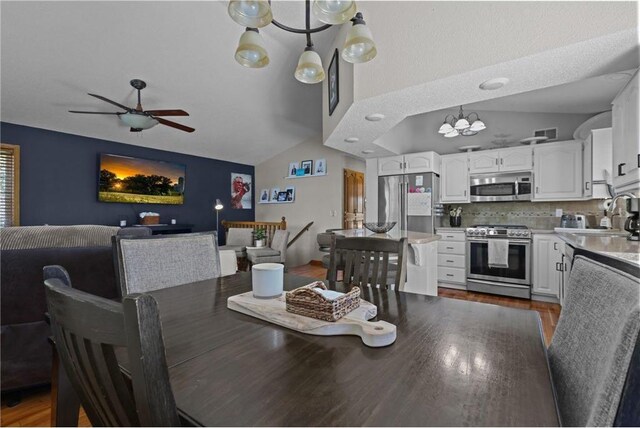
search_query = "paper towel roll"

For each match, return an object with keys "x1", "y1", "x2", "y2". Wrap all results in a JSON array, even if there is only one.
[{"x1": 252, "y1": 263, "x2": 284, "y2": 298}]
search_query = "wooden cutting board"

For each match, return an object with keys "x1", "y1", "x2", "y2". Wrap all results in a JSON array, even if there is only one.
[{"x1": 227, "y1": 291, "x2": 396, "y2": 347}]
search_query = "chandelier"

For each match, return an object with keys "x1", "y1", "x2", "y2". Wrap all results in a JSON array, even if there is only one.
[
  {"x1": 438, "y1": 106, "x2": 487, "y2": 138},
  {"x1": 228, "y1": 0, "x2": 377, "y2": 84}
]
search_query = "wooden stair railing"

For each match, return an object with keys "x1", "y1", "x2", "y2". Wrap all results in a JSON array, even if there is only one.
[
  {"x1": 221, "y1": 217, "x2": 286, "y2": 247},
  {"x1": 287, "y1": 221, "x2": 314, "y2": 249}
]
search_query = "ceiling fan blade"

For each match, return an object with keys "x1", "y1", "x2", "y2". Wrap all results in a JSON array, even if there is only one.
[
  {"x1": 87, "y1": 93, "x2": 131, "y2": 111},
  {"x1": 144, "y1": 109, "x2": 189, "y2": 116},
  {"x1": 69, "y1": 110, "x2": 121, "y2": 115},
  {"x1": 156, "y1": 117, "x2": 195, "y2": 133}
]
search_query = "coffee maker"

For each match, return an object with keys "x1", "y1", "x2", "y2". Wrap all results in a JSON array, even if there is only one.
[{"x1": 624, "y1": 198, "x2": 640, "y2": 241}]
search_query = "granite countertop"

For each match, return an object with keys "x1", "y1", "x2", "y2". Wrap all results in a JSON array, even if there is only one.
[
  {"x1": 556, "y1": 232, "x2": 640, "y2": 266},
  {"x1": 336, "y1": 229, "x2": 441, "y2": 244}
]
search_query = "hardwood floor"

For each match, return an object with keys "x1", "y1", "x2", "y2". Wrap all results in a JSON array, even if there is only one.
[{"x1": 1, "y1": 262, "x2": 560, "y2": 427}]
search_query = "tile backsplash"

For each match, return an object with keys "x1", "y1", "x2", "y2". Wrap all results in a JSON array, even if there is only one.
[{"x1": 441, "y1": 200, "x2": 627, "y2": 230}]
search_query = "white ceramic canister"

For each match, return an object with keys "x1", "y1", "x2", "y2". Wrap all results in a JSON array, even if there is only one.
[{"x1": 252, "y1": 263, "x2": 284, "y2": 298}]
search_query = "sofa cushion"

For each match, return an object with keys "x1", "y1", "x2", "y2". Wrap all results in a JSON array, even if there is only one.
[{"x1": 1, "y1": 225, "x2": 119, "y2": 250}]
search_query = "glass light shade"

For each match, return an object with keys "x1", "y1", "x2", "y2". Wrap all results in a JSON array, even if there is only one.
[
  {"x1": 119, "y1": 112, "x2": 158, "y2": 130},
  {"x1": 444, "y1": 129, "x2": 459, "y2": 138},
  {"x1": 235, "y1": 30, "x2": 269, "y2": 68},
  {"x1": 460, "y1": 128, "x2": 477, "y2": 136},
  {"x1": 438, "y1": 122, "x2": 454, "y2": 134},
  {"x1": 294, "y1": 50, "x2": 325, "y2": 84},
  {"x1": 215, "y1": 199, "x2": 224, "y2": 210},
  {"x1": 454, "y1": 117, "x2": 470, "y2": 130},
  {"x1": 312, "y1": 0, "x2": 357, "y2": 24},
  {"x1": 342, "y1": 22, "x2": 377, "y2": 63},
  {"x1": 469, "y1": 119, "x2": 486, "y2": 132},
  {"x1": 228, "y1": 0, "x2": 272, "y2": 28}
]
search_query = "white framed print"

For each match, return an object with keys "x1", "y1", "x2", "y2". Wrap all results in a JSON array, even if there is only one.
[
  {"x1": 315, "y1": 159, "x2": 326, "y2": 176},
  {"x1": 285, "y1": 186, "x2": 295, "y2": 202},
  {"x1": 288, "y1": 162, "x2": 299, "y2": 177},
  {"x1": 259, "y1": 189, "x2": 269, "y2": 203},
  {"x1": 270, "y1": 188, "x2": 280, "y2": 202}
]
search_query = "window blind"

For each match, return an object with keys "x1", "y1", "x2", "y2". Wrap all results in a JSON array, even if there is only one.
[{"x1": 0, "y1": 144, "x2": 20, "y2": 227}]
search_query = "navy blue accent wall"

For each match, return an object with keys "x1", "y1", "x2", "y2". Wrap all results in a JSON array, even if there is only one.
[{"x1": 1, "y1": 122, "x2": 254, "y2": 238}]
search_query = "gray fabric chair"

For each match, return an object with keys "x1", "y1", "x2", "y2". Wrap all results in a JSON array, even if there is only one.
[
  {"x1": 548, "y1": 254, "x2": 640, "y2": 427},
  {"x1": 247, "y1": 229, "x2": 289, "y2": 265},
  {"x1": 219, "y1": 228, "x2": 254, "y2": 258},
  {"x1": 113, "y1": 232, "x2": 221, "y2": 296}
]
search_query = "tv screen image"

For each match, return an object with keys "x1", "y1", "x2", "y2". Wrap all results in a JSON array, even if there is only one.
[{"x1": 98, "y1": 154, "x2": 186, "y2": 204}]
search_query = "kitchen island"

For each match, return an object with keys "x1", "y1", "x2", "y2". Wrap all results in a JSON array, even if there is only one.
[
  {"x1": 334, "y1": 229, "x2": 441, "y2": 296},
  {"x1": 556, "y1": 231, "x2": 640, "y2": 266}
]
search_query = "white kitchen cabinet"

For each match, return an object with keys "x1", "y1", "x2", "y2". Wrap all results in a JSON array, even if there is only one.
[
  {"x1": 377, "y1": 155, "x2": 405, "y2": 176},
  {"x1": 468, "y1": 147, "x2": 532, "y2": 174},
  {"x1": 532, "y1": 234, "x2": 563, "y2": 298},
  {"x1": 440, "y1": 153, "x2": 469, "y2": 203},
  {"x1": 583, "y1": 128, "x2": 613, "y2": 199},
  {"x1": 378, "y1": 152, "x2": 440, "y2": 176},
  {"x1": 500, "y1": 146, "x2": 533, "y2": 172},
  {"x1": 404, "y1": 151, "x2": 440, "y2": 174},
  {"x1": 611, "y1": 69, "x2": 640, "y2": 192},
  {"x1": 436, "y1": 229, "x2": 466, "y2": 287},
  {"x1": 533, "y1": 141, "x2": 583, "y2": 200}
]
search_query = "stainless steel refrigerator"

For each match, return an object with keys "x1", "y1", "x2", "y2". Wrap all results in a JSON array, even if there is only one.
[{"x1": 378, "y1": 173, "x2": 440, "y2": 233}]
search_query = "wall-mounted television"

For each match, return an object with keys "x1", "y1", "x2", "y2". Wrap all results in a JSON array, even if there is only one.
[{"x1": 98, "y1": 153, "x2": 186, "y2": 204}]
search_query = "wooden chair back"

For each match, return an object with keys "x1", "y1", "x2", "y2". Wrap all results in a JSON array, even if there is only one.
[
  {"x1": 221, "y1": 217, "x2": 286, "y2": 247},
  {"x1": 44, "y1": 268, "x2": 180, "y2": 427},
  {"x1": 327, "y1": 236, "x2": 408, "y2": 291}
]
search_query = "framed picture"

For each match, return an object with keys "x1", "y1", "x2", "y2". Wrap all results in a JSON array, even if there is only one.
[
  {"x1": 288, "y1": 162, "x2": 299, "y2": 177},
  {"x1": 301, "y1": 160, "x2": 313, "y2": 176},
  {"x1": 285, "y1": 186, "x2": 295, "y2": 202},
  {"x1": 259, "y1": 188, "x2": 269, "y2": 203},
  {"x1": 328, "y1": 49, "x2": 339, "y2": 116},
  {"x1": 277, "y1": 191, "x2": 288, "y2": 202},
  {"x1": 231, "y1": 173, "x2": 252, "y2": 209},
  {"x1": 270, "y1": 188, "x2": 280, "y2": 202},
  {"x1": 315, "y1": 159, "x2": 326, "y2": 176}
]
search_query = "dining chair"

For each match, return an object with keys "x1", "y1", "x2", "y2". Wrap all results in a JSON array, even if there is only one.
[
  {"x1": 219, "y1": 227, "x2": 254, "y2": 258},
  {"x1": 113, "y1": 231, "x2": 221, "y2": 295},
  {"x1": 44, "y1": 267, "x2": 180, "y2": 426},
  {"x1": 247, "y1": 229, "x2": 290, "y2": 266},
  {"x1": 548, "y1": 251, "x2": 640, "y2": 426},
  {"x1": 327, "y1": 236, "x2": 408, "y2": 291}
]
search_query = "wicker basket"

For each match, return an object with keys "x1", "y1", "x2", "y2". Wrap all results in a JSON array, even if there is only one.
[
  {"x1": 140, "y1": 215, "x2": 160, "y2": 225},
  {"x1": 285, "y1": 282, "x2": 360, "y2": 322}
]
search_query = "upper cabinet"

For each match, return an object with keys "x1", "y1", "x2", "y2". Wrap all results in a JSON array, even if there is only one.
[
  {"x1": 440, "y1": 153, "x2": 470, "y2": 203},
  {"x1": 611, "y1": 69, "x2": 640, "y2": 192},
  {"x1": 378, "y1": 152, "x2": 440, "y2": 176},
  {"x1": 583, "y1": 128, "x2": 613, "y2": 199},
  {"x1": 533, "y1": 140, "x2": 583, "y2": 200},
  {"x1": 468, "y1": 147, "x2": 532, "y2": 174}
]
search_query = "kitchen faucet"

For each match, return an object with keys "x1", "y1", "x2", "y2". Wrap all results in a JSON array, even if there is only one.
[{"x1": 607, "y1": 192, "x2": 637, "y2": 213}]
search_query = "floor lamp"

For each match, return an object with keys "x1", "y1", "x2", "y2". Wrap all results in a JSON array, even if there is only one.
[{"x1": 215, "y1": 199, "x2": 223, "y2": 243}]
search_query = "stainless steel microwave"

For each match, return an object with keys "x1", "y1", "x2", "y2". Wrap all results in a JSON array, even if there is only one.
[{"x1": 469, "y1": 172, "x2": 532, "y2": 202}]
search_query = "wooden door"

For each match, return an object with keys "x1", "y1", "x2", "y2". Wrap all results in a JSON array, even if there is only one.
[{"x1": 343, "y1": 169, "x2": 365, "y2": 229}]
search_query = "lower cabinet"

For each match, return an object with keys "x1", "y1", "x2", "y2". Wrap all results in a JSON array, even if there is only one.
[
  {"x1": 532, "y1": 234, "x2": 563, "y2": 299},
  {"x1": 436, "y1": 230, "x2": 466, "y2": 287}
]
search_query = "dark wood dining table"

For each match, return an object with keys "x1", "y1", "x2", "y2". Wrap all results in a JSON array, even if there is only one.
[{"x1": 141, "y1": 272, "x2": 559, "y2": 427}]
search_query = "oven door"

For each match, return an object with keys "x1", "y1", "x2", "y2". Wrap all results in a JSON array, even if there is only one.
[{"x1": 466, "y1": 238, "x2": 531, "y2": 286}]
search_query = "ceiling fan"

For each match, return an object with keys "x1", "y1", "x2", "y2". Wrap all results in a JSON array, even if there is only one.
[{"x1": 69, "y1": 79, "x2": 195, "y2": 133}]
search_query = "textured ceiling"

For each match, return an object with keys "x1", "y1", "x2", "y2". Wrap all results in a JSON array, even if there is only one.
[{"x1": 1, "y1": 1, "x2": 338, "y2": 165}]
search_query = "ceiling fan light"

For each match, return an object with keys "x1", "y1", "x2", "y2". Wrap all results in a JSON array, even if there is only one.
[
  {"x1": 469, "y1": 119, "x2": 486, "y2": 132},
  {"x1": 228, "y1": 0, "x2": 272, "y2": 28},
  {"x1": 460, "y1": 128, "x2": 478, "y2": 136},
  {"x1": 438, "y1": 122, "x2": 453, "y2": 134},
  {"x1": 294, "y1": 49, "x2": 325, "y2": 84},
  {"x1": 454, "y1": 118, "x2": 470, "y2": 130},
  {"x1": 444, "y1": 129, "x2": 459, "y2": 138},
  {"x1": 342, "y1": 13, "x2": 377, "y2": 64},
  {"x1": 235, "y1": 29, "x2": 269, "y2": 68},
  {"x1": 312, "y1": 0, "x2": 357, "y2": 24},
  {"x1": 119, "y1": 113, "x2": 158, "y2": 130}
]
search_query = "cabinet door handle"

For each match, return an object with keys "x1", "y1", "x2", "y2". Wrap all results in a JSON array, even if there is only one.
[
  {"x1": 464, "y1": 190, "x2": 467, "y2": 197},
  {"x1": 553, "y1": 242, "x2": 558, "y2": 250},
  {"x1": 446, "y1": 247, "x2": 454, "y2": 250},
  {"x1": 638, "y1": 154, "x2": 640, "y2": 168},
  {"x1": 536, "y1": 186, "x2": 539, "y2": 194},
  {"x1": 555, "y1": 262, "x2": 559, "y2": 271},
  {"x1": 495, "y1": 158, "x2": 499, "y2": 165},
  {"x1": 500, "y1": 158, "x2": 504, "y2": 165},
  {"x1": 446, "y1": 260, "x2": 454, "y2": 263},
  {"x1": 618, "y1": 163, "x2": 626, "y2": 176},
  {"x1": 446, "y1": 274, "x2": 454, "y2": 277}
]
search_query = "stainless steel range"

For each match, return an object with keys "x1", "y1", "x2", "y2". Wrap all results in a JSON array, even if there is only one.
[{"x1": 466, "y1": 225, "x2": 532, "y2": 299}]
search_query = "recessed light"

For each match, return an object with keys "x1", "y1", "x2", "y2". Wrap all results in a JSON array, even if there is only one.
[
  {"x1": 365, "y1": 113, "x2": 385, "y2": 122},
  {"x1": 361, "y1": 149, "x2": 375, "y2": 154},
  {"x1": 344, "y1": 137, "x2": 359, "y2": 143},
  {"x1": 479, "y1": 77, "x2": 509, "y2": 90}
]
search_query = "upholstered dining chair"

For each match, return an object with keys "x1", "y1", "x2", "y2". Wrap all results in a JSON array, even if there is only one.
[
  {"x1": 218, "y1": 227, "x2": 254, "y2": 258},
  {"x1": 327, "y1": 236, "x2": 408, "y2": 291},
  {"x1": 547, "y1": 251, "x2": 640, "y2": 427},
  {"x1": 113, "y1": 232, "x2": 221, "y2": 296},
  {"x1": 44, "y1": 267, "x2": 180, "y2": 426},
  {"x1": 246, "y1": 229, "x2": 290, "y2": 266}
]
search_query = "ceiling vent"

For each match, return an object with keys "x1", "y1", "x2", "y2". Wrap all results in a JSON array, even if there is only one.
[{"x1": 533, "y1": 128, "x2": 558, "y2": 141}]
